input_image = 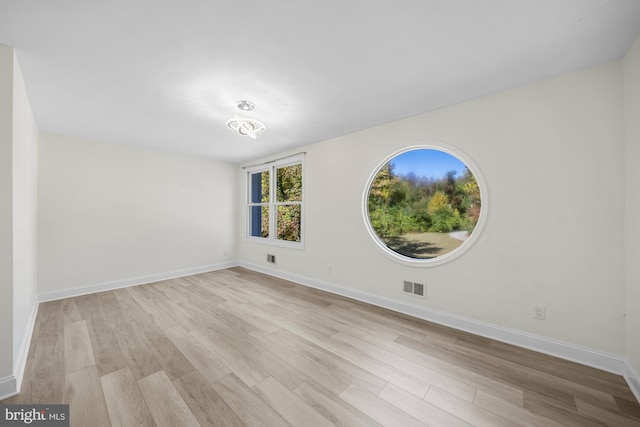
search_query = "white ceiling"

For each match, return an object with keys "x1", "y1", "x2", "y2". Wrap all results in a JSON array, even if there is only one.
[{"x1": 1, "y1": 1, "x2": 639, "y2": 163}]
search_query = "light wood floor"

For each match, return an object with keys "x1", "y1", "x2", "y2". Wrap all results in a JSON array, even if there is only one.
[{"x1": 3, "y1": 267, "x2": 640, "y2": 426}]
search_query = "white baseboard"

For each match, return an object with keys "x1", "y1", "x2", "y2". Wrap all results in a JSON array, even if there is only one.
[
  {"x1": 625, "y1": 361, "x2": 640, "y2": 403},
  {"x1": 13, "y1": 301, "x2": 39, "y2": 395},
  {"x1": 0, "y1": 376, "x2": 17, "y2": 401},
  {"x1": 38, "y1": 262, "x2": 238, "y2": 302},
  {"x1": 239, "y1": 261, "x2": 626, "y2": 376}
]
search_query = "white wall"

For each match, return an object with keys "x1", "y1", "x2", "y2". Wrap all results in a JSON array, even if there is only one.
[
  {"x1": 0, "y1": 44, "x2": 39, "y2": 398},
  {"x1": 624, "y1": 34, "x2": 640, "y2": 387},
  {"x1": 0, "y1": 44, "x2": 14, "y2": 382},
  {"x1": 239, "y1": 61, "x2": 626, "y2": 356},
  {"x1": 12, "y1": 51, "x2": 38, "y2": 376},
  {"x1": 38, "y1": 134, "x2": 238, "y2": 296}
]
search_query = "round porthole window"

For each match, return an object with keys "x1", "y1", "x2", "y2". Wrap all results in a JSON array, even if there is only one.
[{"x1": 363, "y1": 144, "x2": 488, "y2": 266}]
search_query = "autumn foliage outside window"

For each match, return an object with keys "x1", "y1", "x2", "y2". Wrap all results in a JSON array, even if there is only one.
[{"x1": 367, "y1": 148, "x2": 482, "y2": 260}]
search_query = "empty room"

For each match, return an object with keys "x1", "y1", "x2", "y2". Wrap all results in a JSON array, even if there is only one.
[{"x1": 1, "y1": 1, "x2": 640, "y2": 426}]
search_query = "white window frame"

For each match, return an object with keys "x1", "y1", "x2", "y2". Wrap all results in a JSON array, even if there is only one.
[
  {"x1": 362, "y1": 143, "x2": 488, "y2": 267},
  {"x1": 245, "y1": 154, "x2": 304, "y2": 249}
]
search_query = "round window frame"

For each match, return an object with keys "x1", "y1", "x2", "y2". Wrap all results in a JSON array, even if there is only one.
[{"x1": 362, "y1": 143, "x2": 489, "y2": 267}]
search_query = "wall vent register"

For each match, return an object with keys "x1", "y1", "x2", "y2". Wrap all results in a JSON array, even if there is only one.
[{"x1": 403, "y1": 280, "x2": 425, "y2": 297}]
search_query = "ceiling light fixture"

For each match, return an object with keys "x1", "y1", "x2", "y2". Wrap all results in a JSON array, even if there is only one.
[
  {"x1": 226, "y1": 100, "x2": 265, "y2": 139},
  {"x1": 226, "y1": 115, "x2": 265, "y2": 139}
]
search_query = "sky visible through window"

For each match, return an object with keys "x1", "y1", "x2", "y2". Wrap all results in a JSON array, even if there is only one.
[{"x1": 390, "y1": 149, "x2": 467, "y2": 179}]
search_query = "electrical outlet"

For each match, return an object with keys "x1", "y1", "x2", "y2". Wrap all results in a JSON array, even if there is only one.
[
  {"x1": 267, "y1": 254, "x2": 276, "y2": 263},
  {"x1": 534, "y1": 305, "x2": 546, "y2": 321},
  {"x1": 327, "y1": 265, "x2": 332, "y2": 274}
]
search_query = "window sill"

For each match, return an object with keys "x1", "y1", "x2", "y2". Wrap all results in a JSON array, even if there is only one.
[{"x1": 245, "y1": 237, "x2": 305, "y2": 250}]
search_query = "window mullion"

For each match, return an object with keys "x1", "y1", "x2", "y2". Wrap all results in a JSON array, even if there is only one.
[{"x1": 270, "y1": 165, "x2": 276, "y2": 242}]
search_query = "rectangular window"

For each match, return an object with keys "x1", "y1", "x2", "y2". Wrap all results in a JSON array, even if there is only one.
[{"x1": 246, "y1": 155, "x2": 304, "y2": 247}]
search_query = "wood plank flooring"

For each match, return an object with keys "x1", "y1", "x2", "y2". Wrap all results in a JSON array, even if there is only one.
[{"x1": 3, "y1": 267, "x2": 639, "y2": 426}]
